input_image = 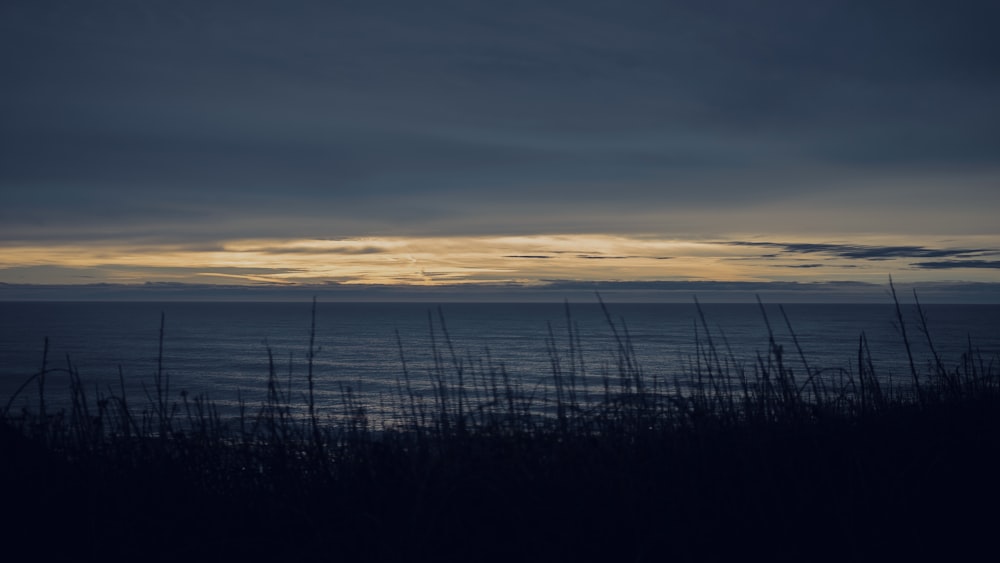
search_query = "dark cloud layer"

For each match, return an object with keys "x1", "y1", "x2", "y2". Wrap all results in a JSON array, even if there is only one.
[
  {"x1": 2, "y1": 0, "x2": 999, "y2": 241},
  {"x1": 912, "y1": 260, "x2": 1000, "y2": 270},
  {"x1": 728, "y1": 242, "x2": 995, "y2": 260}
]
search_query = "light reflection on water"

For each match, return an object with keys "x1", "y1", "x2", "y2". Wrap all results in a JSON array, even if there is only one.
[{"x1": 2, "y1": 301, "x2": 998, "y2": 427}]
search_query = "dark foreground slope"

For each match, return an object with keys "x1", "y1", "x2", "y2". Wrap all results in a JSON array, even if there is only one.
[
  {"x1": 3, "y1": 299, "x2": 999, "y2": 562},
  {"x1": 4, "y1": 395, "x2": 999, "y2": 562}
]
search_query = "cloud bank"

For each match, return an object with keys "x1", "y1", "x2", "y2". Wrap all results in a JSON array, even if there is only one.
[
  {"x1": 1, "y1": 1, "x2": 998, "y2": 297},
  {"x1": 2, "y1": 0, "x2": 999, "y2": 245}
]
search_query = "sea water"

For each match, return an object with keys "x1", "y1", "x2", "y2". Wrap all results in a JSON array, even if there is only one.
[{"x1": 1, "y1": 300, "x2": 998, "y2": 426}]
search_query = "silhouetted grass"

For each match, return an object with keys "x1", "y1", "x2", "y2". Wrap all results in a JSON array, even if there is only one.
[{"x1": 2, "y1": 287, "x2": 999, "y2": 561}]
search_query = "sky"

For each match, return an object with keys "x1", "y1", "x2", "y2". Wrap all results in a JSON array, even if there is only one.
[{"x1": 2, "y1": 0, "x2": 999, "y2": 301}]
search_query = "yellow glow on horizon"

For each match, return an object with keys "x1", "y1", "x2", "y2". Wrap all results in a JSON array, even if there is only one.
[{"x1": 2, "y1": 233, "x2": 999, "y2": 286}]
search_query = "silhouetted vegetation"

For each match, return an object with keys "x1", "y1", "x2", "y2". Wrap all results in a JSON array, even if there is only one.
[{"x1": 3, "y1": 289, "x2": 999, "y2": 561}]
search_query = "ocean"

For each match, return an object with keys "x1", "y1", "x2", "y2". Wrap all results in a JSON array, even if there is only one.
[{"x1": 2, "y1": 300, "x2": 998, "y2": 426}]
